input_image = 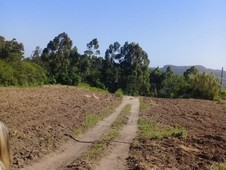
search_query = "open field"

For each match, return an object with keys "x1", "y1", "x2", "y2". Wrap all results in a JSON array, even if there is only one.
[
  {"x1": 128, "y1": 98, "x2": 226, "y2": 170},
  {"x1": 0, "y1": 86, "x2": 121, "y2": 169}
]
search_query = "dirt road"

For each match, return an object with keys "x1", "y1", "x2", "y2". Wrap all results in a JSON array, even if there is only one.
[
  {"x1": 95, "y1": 97, "x2": 140, "y2": 170},
  {"x1": 22, "y1": 96, "x2": 139, "y2": 170}
]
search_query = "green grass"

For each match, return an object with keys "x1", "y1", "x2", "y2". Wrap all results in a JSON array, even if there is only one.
[
  {"x1": 73, "y1": 102, "x2": 121, "y2": 137},
  {"x1": 137, "y1": 117, "x2": 187, "y2": 140},
  {"x1": 211, "y1": 163, "x2": 226, "y2": 170},
  {"x1": 82, "y1": 104, "x2": 131, "y2": 162},
  {"x1": 77, "y1": 83, "x2": 108, "y2": 93},
  {"x1": 139, "y1": 97, "x2": 150, "y2": 111}
]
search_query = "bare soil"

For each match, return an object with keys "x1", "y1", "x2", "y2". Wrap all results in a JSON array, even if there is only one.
[
  {"x1": 94, "y1": 97, "x2": 140, "y2": 170},
  {"x1": 128, "y1": 98, "x2": 226, "y2": 170},
  {"x1": 23, "y1": 96, "x2": 132, "y2": 170},
  {"x1": 0, "y1": 86, "x2": 120, "y2": 169}
]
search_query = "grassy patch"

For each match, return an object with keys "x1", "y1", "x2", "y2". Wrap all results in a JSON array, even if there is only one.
[
  {"x1": 77, "y1": 83, "x2": 108, "y2": 93},
  {"x1": 139, "y1": 97, "x2": 150, "y2": 111},
  {"x1": 74, "y1": 101, "x2": 121, "y2": 137},
  {"x1": 81, "y1": 104, "x2": 131, "y2": 162},
  {"x1": 137, "y1": 117, "x2": 187, "y2": 140},
  {"x1": 211, "y1": 163, "x2": 226, "y2": 170}
]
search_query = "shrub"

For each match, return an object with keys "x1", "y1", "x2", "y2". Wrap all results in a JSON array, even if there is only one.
[{"x1": 115, "y1": 88, "x2": 124, "y2": 97}]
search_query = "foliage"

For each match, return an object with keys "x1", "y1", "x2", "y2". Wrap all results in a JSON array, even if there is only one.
[
  {"x1": 115, "y1": 88, "x2": 124, "y2": 97},
  {"x1": 0, "y1": 59, "x2": 17, "y2": 86},
  {"x1": 189, "y1": 72, "x2": 221, "y2": 100},
  {"x1": 0, "y1": 36, "x2": 24, "y2": 62},
  {"x1": 41, "y1": 32, "x2": 73, "y2": 84},
  {"x1": 0, "y1": 34, "x2": 223, "y2": 100},
  {"x1": 0, "y1": 59, "x2": 46, "y2": 86},
  {"x1": 159, "y1": 75, "x2": 190, "y2": 98},
  {"x1": 150, "y1": 66, "x2": 221, "y2": 100}
]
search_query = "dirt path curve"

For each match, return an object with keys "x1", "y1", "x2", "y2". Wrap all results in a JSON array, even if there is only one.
[
  {"x1": 95, "y1": 97, "x2": 140, "y2": 170},
  {"x1": 21, "y1": 96, "x2": 136, "y2": 170}
]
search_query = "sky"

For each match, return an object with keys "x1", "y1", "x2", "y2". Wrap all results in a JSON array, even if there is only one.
[{"x1": 1, "y1": 0, "x2": 226, "y2": 69}]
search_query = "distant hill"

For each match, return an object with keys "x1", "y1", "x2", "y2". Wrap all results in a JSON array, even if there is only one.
[{"x1": 154, "y1": 65, "x2": 226, "y2": 89}]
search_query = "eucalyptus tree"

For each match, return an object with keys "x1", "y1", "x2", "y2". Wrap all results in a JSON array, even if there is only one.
[
  {"x1": 117, "y1": 42, "x2": 150, "y2": 96},
  {"x1": 41, "y1": 32, "x2": 73, "y2": 84}
]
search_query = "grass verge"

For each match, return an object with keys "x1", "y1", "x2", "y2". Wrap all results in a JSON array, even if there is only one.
[
  {"x1": 137, "y1": 117, "x2": 187, "y2": 140},
  {"x1": 71, "y1": 104, "x2": 131, "y2": 167},
  {"x1": 139, "y1": 97, "x2": 150, "y2": 111}
]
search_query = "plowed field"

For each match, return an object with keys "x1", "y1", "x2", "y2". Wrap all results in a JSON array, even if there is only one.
[
  {"x1": 0, "y1": 86, "x2": 120, "y2": 169},
  {"x1": 128, "y1": 98, "x2": 226, "y2": 170}
]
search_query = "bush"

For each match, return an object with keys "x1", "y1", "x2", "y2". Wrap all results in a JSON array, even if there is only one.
[
  {"x1": 0, "y1": 60, "x2": 47, "y2": 86},
  {"x1": 190, "y1": 72, "x2": 221, "y2": 100},
  {"x1": 115, "y1": 88, "x2": 124, "y2": 97},
  {"x1": 0, "y1": 60, "x2": 17, "y2": 86}
]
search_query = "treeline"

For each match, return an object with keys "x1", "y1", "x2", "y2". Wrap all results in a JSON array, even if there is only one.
[
  {"x1": 0, "y1": 36, "x2": 46, "y2": 86},
  {"x1": 0, "y1": 33, "x2": 222, "y2": 100}
]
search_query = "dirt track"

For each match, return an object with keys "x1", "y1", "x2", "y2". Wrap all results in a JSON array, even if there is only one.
[
  {"x1": 128, "y1": 98, "x2": 226, "y2": 170},
  {"x1": 0, "y1": 86, "x2": 120, "y2": 169},
  {"x1": 22, "y1": 96, "x2": 136, "y2": 170},
  {"x1": 95, "y1": 97, "x2": 140, "y2": 170},
  {"x1": 2, "y1": 87, "x2": 226, "y2": 170}
]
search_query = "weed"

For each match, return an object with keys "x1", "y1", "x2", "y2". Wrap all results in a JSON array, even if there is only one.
[
  {"x1": 139, "y1": 97, "x2": 150, "y2": 111},
  {"x1": 83, "y1": 114, "x2": 100, "y2": 129},
  {"x1": 112, "y1": 104, "x2": 131, "y2": 130},
  {"x1": 115, "y1": 88, "x2": 124, "y2": 97},
  {"x1": 211, "y1": 163, "x2": 226, "y2": 170},
  {"x1": 137, "y1": 117, "x2": 187, "y2": 139}
]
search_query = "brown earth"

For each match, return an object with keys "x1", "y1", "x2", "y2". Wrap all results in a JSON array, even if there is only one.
[
  {"x1": 0, "y1": 86, "x2": 120, "y2": 169},
  {"x1": 128, "y1": 98, "x2": 226, "y2": 170}
]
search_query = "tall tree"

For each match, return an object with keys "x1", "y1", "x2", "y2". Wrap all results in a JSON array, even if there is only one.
[
  {"x1": 0, "y1": 36, "x2": 24, "y2": 62},
  {"x1": 41, "y1": 32, "x2": 72, "y2": 84},
  {"x1": 117, "y1": 42, "x2": 150, "y2": 96},
  {"x1": 184, "y1": 66, "x2": 198, "y2": 80},
  {"x1": 103, "y1": 42, "x2": 121, "y2": 92}
]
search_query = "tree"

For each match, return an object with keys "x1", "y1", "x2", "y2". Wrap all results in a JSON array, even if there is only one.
[
  {"x1": 159, "y1": 75, "x2": 189, "y2": 98},
  {"x1": 184, "y1": 66, "x2": 198, "y2": 80},
  {"x1": 41, "y1": 32, "x2": 73, "y2": 84},
  {"x1": 0, "y1": 36, "x2": 24, "y2": 62},
  {"x1": 84, "y1": 38, "x2": 100, "y2": 59},
  {"x1": 117, "y1": 42, "x2": 150, "y2": 96},
  {"x1": 149, "y1": 67, "x2": 164, "y2": 96},
  {"x1": 103, "y1": 42, "x2": 121, "y2": 92}
]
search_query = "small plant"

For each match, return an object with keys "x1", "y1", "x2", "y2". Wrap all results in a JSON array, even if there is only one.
[
  {"x1": 139, "y1": 97, "x2": 150, "y2": 111},
  {"x1": 211, "y1": 163, "x2": 226, "y2": 170},
  {"x1": 115, "y1": 88, "x2": 124, "y2": 97},
  {"x1": 137, "y1": 117, "x2": 187, "y2": 139},
  {"x1": 83, "y1": 114, "x2": 100, "y2": 129}
]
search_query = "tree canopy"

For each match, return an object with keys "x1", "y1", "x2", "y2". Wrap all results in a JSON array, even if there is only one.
[{"x1": 0, "y1": 33, "x2": 222, "y2": 100}]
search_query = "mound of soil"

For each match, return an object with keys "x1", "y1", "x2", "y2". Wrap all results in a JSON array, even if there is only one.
[
  {"x1": 0, "y1": 86, "x2": 120, "y2": 169},
  {"x1": 128, "y1": 98, "x2": 226, "y2": 170}
]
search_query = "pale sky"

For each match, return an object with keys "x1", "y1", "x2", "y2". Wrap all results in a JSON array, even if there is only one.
[{"x1": 1, "y1": 0, "x2": 226, "y2": 69}]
